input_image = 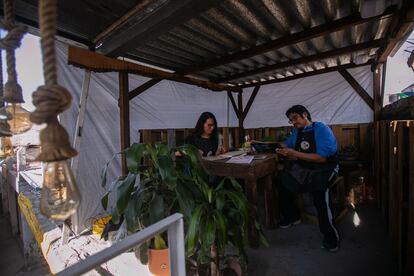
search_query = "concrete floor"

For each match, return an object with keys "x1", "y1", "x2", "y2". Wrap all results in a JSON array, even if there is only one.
[
  {"x1": 0, "y1": 214, "x2": 49, "y2": 276},
  {"x1": 247, "y1": 204, "x2": 397, "y2": 276}
]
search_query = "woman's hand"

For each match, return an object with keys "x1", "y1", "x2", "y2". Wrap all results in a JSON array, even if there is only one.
[{"x1": 217, "y1": 145, "x2": 227, "y2": 155}]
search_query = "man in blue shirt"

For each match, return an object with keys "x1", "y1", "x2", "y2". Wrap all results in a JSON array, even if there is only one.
[{"x1": 276, "y1": 105, "x2": 339, "y2": 252}]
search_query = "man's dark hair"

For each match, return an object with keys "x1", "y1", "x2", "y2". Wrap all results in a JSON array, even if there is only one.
[
  {"x1": 193, "y1": 111, "x2": 218, "y2": 140},
  {"x1": 285, "y1": 105, "x2": 312, "y2": 121}
]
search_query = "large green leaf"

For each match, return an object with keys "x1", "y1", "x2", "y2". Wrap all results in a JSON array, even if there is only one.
[
  {"x1": 203, "y1": 216, "x2": 216, "y2": 248},
  {"x1": 101, "y1": 193, "x2": 109, "y2": 210},
  {"x1": 157, "y1": 155, "x2": 177, "y2": 184},
  {"x1": 149, "y1": 194, "x2": 165, "y2": 225},
  {"x1": 155, "y1": 143, "x2": 169, "y2": 156},
  {"x1": 101, "y1": 153, "x2": 118, "y2": 187},
  {"x1": 124, "y1": 192, "x2": 141, "y2": 232},
  {"x1": 154, "y1": 235, "x2": 167, "y2": 249},
  {"x1": 186, "y1": 205, "x2": 203, "y2": 255},
  {"x1": 215, "y1": 192, "x2": 225, "y2": 211},
  {"x1": 116, "y1": 173, "x2": 137, "y2": 213},
  {"x1": 125, "y1": 143, "x2": 148, "y2": 173},
  {"x1": 213, "y1": 211, "x2": 226, "y2": 251},
  {"x1": 138, "y1": 241, "x2": 149, "y2": 265}
]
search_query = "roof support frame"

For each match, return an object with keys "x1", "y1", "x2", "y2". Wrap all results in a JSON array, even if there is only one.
[
  {"x1": 98, "y1": 0, "x2": 222, "y2": 56},
  {"x1": 240, "y1": 61, "x2": 374, "y2": 88},
  {"x1": 338, "y1": 69, "x2": 374, "y2": 110},
  {"x1": 177, "y1": 7, "x2": 396, "y2": 76},
  {"x1": 216, "y1": 39, "x2": 385, "y2": 83},
  {"x1": 243, "y1": 85, "x2": 261, "y2": 120},
  {"x1": 129, "y1": 79, "x2": 162, "y2": 100},
  {"x1": 67, "y1": 46, "x2": 241, "y2": 92}
]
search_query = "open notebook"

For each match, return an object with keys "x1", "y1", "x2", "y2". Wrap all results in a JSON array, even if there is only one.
[{"x1": 202, "y1": 150, "x2": 245, "y2": 161}]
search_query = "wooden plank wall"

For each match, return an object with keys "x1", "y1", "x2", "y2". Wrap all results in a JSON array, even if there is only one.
[
  {"x1": 139, "y1": 123, "x2": 372, "y2": 162},
  {"x1": 377, "y1": 120, "x2": 414, "y2": 276}
]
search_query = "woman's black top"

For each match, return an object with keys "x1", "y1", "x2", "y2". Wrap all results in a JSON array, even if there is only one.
[{"x1": 185, "y1": 134, "x2": 218, "y2": 157}]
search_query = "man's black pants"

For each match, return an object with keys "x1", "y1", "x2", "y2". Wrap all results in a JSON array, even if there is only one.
[{"x1": 278, "y1": 171, "x2": 339, "y2": 241}]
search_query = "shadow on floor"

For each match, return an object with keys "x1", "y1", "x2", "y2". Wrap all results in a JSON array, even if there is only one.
[
  {"x1": 247, "y1": 204, "x2": 397, "y2": 276},
  {"x1": 0, "y1": 214, "x2": 49, "y2": 276}
]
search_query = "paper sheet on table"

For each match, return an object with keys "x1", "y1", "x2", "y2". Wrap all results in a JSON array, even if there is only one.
[{"x1": 226, "y1": 155, "x2": 254, "y2": 164}]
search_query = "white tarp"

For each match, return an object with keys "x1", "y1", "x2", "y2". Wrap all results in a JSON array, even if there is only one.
[
  {"x1": 56, "y1": 42, "x2": 373, "y2": 231},
  {"x1": 242, "y1": 65, "x2": 373, "y2": 128}
]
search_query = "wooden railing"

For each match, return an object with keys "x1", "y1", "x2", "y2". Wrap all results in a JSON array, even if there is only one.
[{"x1": 139, "y1": 123, "x2": 373, "y2": 162}]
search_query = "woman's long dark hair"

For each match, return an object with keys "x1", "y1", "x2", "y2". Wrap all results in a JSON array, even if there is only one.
[{"x1": 193, "y1": 112, "x2": 218, "y2": 141}]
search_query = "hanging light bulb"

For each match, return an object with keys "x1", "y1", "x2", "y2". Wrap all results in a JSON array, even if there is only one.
[
  {"x1": 0, "y1": 103, "x2": 32, "y2": 134},
  {"x1": 40, "y1": 160, "x2": 80, "y2": 220},
  {"x1": 0, "y1": 136, "x2": 13, "y2": 158}
]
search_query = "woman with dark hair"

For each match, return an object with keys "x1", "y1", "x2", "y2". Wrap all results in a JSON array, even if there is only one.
[{"x1": 185, "y1": 112, "x2": 224, "y2": 157}]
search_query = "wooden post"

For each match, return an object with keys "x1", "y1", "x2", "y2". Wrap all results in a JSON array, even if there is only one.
[
  {"x1": 380, "y1": 121, "x2": 389, "y2": 222},
  {"x1": 388, "y1": 121, "x2": 397, "y2": 254},
  {"x1": 119, "y1": 72, "x2": 130, "y2": 176},
  {"x1": 373, "y1": 66, "x2": 382, "y2": 121},
  {"x1": 407, "y1": 121, "x2": 414, "y2": 276},
  {"x1": 237, "y1": 92, "x2": 244, "y2": 144},
  {"x1": 373, "y1": 66, "x2": 382, "y2": 209},
  {"x1": 222, "y1": 127, "x2": 229, "y2": 151},
  {"x1": 396, "y1": 122, "x2": 404, "y2": 273}
]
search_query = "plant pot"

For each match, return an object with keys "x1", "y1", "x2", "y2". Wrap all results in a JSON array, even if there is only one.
[{"x1": 148, "y1": 248, "x2": 170, "y2": 276}]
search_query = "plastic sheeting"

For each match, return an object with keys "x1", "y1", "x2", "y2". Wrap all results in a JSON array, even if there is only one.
[
  {"x1": 56, "y1": 42, "x2": 373, "y2": 231},
  {"x1": 242, "y1": 66, "x2": 373, "y2": 128}
]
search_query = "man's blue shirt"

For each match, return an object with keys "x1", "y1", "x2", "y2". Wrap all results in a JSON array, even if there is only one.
[{"x1": 284, "y1": 122, "x2": 337, "y2": 157}]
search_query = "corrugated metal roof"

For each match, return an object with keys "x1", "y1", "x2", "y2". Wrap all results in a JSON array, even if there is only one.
[
  {"x1": 123, "y1": 0, "x2": 395, "y2": 85},
  {"x1": 5, "y1": 0, "x2": 406, "y2": 86}
]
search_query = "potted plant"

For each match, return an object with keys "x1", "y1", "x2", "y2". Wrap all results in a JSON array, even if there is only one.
[
  {"x1": 176, "y1": 149, "x2": 268, "y2": 276},
  {"x1": 100, "y1": 143, "x2": 267, "y2": 276},
  {"x1": 100, "y1": 142, "x2": 180, "y2": 276}
]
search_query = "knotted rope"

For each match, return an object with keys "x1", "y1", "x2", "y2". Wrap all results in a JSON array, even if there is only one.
[
  {"x1": 30, "y1": 0, "x2": 77, "y2": 161},
  {"x1": 0, "y1": 51, "x2": 12, "y2": 137},
  {"x1": 0, "y1": 0, "x2": 26, "y2": 103}
]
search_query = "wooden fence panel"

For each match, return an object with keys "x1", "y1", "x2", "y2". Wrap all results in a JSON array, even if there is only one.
[{"x1": 407, "y1": 122, "x2": 414, "y2": 276}]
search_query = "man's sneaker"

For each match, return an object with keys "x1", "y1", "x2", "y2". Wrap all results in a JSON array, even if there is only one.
[
  {"x1": 278, "y1": 218, "x2": 301, "y2": 229},
  {"x1": 322, "y1": 237, "x2": 339, "y2": 252}
]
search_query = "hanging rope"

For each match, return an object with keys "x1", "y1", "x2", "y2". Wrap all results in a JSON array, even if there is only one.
[
  {"x1": 0, "y1": 50, "x2": 12, "y2": 137},
  {"x1": 0, "y1": 0, "x2": 26, "y2": 103},
  {"x1": 30, "y1": 0, "x2": 77, "y2": 161}
]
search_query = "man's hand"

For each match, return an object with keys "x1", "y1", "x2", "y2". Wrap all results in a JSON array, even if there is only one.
[{"x1": 276, "y1": 148, "x2": 297, "y2": 158}]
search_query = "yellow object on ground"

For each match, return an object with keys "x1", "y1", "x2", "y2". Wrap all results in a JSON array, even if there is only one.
[
  {"x1": 92, "y1": 215, "x2": 112, "y2": 236},
  {"x1": 18, "y1": 193, "x2": 44, "y2": 246}
]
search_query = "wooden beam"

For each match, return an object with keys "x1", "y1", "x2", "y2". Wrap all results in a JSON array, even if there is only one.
[
  {"x1": 377, "y1": 3, "x2": 414, "y2": 63},
  {"x1": 217, "y1": 39, "x2": 386, "y2": 82},
  {"x1": 98, "y1": 0, "x2": 221, "y2": 56},
  {"x1": 240, "y1": 61, "x2": 373, "y2": 88},
  {"x1": 243, "y1": 85, "x2": 261, "y2": 120},
  {"x1": 380, "y1": 61, "x2": 387, "y2": 106},
  {"x1": 68, "y1": 46, "x2": 241, "y2": 92},
  {"x1": 338, "y1": 69, "x2": 374, "y2": 110},
  {"x1": 129, "y1": 79, "x2": 162, "y2": 100},
  {"x1": 94, "y1": 0, "x2": 155, "y2": 44},
  {"x1": 373, "y1": 66, "x2": 382, "y2": 121},
  {"x1": 227, "y1": 91, "x2": 238, "y2": 116},
  {"x1": 119, "y1": 72, "x2": 130, "y2": 176},
  {"x1": 178, "y1": 8, "x2": 396, "y2": 75}
]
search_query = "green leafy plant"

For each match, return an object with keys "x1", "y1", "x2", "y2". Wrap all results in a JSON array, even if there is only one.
[
  {"x1": 100, "y1": 142, "x2": 267, "y2": 274},
  {"x1": 100, "y1": 142, "x2": 179, "y2": 263},
  {"x1": 176, "y1": 148, "x2": 267, "y2": 275}
]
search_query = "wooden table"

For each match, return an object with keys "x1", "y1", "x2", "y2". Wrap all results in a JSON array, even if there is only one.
[{"x1": 201, "y1": 154, "x2": 278, "y2": 245}]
